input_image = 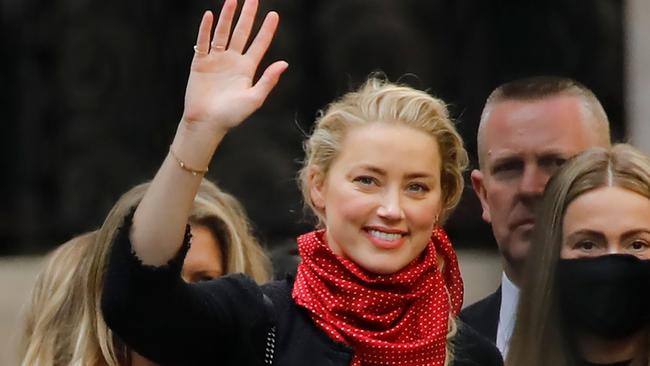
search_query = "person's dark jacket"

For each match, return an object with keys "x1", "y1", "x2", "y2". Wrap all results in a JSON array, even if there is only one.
[
  {"x1": 102, "y1": 214, "x2": 503, "y2": 365},
  {"x1": 459, "y1": 288, "x2": 502, "y2": 343}
]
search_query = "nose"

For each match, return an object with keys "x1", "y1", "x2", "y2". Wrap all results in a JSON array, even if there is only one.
[
  {"x1": 376, "y1": 188, "x2": 404, "y2": 221},
  {"x1": 607, "y1": 243, "x2": 623, "y2": 255},
  {"x1": 518, "y1": 164, "x2": 548, "y2": 198}
]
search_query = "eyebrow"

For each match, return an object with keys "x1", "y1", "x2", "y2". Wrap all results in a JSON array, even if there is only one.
[
  {"x1": 356, "y1": 165, "x2": 436, "y2": 180},
  {"x1": 565, "y1": 229, "x2": 605, "y2": 242},
  {"x1": 566, "y1": 229, "x2": 650, "y2": 241},
  {"x1": 621, "y1": 229, "x2": 650, "y2": 240},
  {"x1": 489, "y1": 156, "x2": 521, "y2": 167},
  {"x1": 490, "y1": 150, "x2": 568, "y2": 163}
]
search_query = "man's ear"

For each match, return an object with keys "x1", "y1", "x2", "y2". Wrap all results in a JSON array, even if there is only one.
[
  {"x1": 470, "y1": 169, "x2": 491, "y2": 223},
  {"x1": 308, "y1": 167, "x2": 326, "y2": 210}
]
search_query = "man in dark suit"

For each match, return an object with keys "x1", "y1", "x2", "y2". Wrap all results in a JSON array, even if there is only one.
[{"x1": 460, "y1": 76, "x2": 611, "y2": 357}]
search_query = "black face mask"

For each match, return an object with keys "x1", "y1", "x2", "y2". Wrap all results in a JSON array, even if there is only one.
[{"x1": 556, "y1": 254, "x2": 650, "y2": 340}]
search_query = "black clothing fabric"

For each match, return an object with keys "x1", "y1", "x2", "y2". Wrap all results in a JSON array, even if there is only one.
[
  {"x1": 102, "y1": 214, "x2": 503, "y2": 366},
  {"x1": 459, "y1": 288, "x2": 501, "y2": 343},
  {"x1": 578, "y1": 360, "x2": 632, "y2": 366}
]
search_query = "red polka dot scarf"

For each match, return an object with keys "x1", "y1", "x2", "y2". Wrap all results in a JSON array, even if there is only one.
[{"x1": 292, "y1": 228, "x2": 464, "y2": 366}]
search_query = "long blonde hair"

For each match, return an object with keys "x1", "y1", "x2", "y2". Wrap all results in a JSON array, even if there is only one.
[
  {"x1": 507, "y1": 144, "x2": 650, "y2": 365},
  {"x1": 19, "y1": 231, "x2": 97, "y2": 366},
  {"x1": 20, "y1": 179, "x2": 271, "y2": 365}
]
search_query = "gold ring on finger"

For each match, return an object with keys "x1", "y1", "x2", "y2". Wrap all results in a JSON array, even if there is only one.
[{"x1": 193, "y1": 45, "x2": 209, "y2": 55}]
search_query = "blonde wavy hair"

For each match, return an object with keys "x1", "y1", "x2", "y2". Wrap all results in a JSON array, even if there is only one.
[
  {"x1": 19, "y1": 179, "x2": 271, "y2": 366},
  {"x1": 19, "y1": 231, "x2": 96, "y2": 365},
  {"x1": 507, "y1": 144, "x2": 650, "y2": 366},
  {"x1": 298, "y1": 77, "x2": 467, "y2": 365},
  {"x1": 299, "y1": 77, "x2": 469, "y2": 225}
]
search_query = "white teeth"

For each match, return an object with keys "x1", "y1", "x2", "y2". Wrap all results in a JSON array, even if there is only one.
[{"x1": 368, "y1": 229, "x2": 402, "y2": 241}]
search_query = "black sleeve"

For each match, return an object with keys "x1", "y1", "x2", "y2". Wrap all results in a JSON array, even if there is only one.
[
  {"x1": 452, "y1": 320, "x2": 504, "y2": 366},
  {"x1": 101, "y1": 210, "x2": 272, "y2": 365}
]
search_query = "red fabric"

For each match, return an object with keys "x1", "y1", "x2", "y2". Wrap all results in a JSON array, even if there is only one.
[{"x1": 292, "y1": 228, "x2": 463, "y2": 366}]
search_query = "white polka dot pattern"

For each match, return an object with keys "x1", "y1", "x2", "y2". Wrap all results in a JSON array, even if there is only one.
[{"x1": 292, "y1": 228, "x2": 464, "y2": 366}]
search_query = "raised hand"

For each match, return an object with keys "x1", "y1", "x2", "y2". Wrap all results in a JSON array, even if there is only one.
[{"x1": 181, "y1": 0, "x2": 288, "y2": 135}]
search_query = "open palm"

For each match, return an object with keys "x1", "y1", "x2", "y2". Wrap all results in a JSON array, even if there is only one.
[{"x1": 182, "y1": 0, "x2": 288, "y2": 134}]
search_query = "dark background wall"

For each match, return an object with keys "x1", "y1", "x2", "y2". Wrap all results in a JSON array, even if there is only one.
[{"x1": 1, "y1": 0, "x2": 624, "y2": 255}]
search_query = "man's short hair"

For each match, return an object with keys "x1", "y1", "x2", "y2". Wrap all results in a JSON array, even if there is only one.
[{"x1": 477, "y1": 76, "x2": 611, "y2": 168}]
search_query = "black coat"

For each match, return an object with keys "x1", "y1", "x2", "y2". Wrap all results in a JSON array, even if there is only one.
[
  {"x1": 458, "y1": 287, "x2": 502, "y2": 343},
  {"x1": 102, "y1": 215, "x2": 503, "y2": 366}
]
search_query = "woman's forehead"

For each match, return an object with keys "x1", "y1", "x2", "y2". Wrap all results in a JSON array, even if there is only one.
[{"x1": 331, "y1": 123, "x2": 441, "y2": 175}]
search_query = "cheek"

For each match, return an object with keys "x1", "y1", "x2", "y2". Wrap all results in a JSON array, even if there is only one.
[
  {"x1": 637, "y1": 251, "x2": 650, "y2": 260},
  {"x1": 486, "y1": 188, "x2": 512, "y2": 215},
  {"x1": 406, "y1": 199, "x2": 442, "y2": 229},
  {"x1": 331, "y1": 194, "x2": 377, "y2": 224},
  {"x1": 559, "y1": 244, "x2": 573, "y2": 259},
  {"x1": 324, "y1": 184, "x2": 377, "y2": 222}
]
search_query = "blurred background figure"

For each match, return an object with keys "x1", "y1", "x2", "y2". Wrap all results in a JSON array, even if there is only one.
[
  {"x1": 18, "y1": 179, "x2": 271, "y2": 365},
  {"x1": 507, "y1": 144, "x2": 650, "y2": 365},
  {"x1": 19, "y1": 231, "x2": 97, "y2": 366}
]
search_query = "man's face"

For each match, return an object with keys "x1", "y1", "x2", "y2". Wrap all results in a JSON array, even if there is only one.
[{"x1": 471, "y1": 95, "x2": 604, "y2": 278}]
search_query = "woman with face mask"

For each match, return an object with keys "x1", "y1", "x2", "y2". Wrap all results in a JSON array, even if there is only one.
[
  {"x1": 99, "y1": 0, "x2": 503, "y2": 365},
  {"x1": 506, "y1": 144, "x2": 650, "y2": 366}
]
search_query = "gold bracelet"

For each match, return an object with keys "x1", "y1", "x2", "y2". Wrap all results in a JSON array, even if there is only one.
[{"x1": 169, "y1": 146, "x2": 209, "y2": 176}]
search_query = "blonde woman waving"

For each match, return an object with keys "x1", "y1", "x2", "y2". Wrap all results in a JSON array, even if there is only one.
[{"x1": 101, "y1": 1, "x2": 502, "y2": 365}]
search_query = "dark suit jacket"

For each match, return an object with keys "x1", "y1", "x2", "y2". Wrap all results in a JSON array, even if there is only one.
[{"x1": 459, "y1": 287, "x2": 502, "y2": 343}]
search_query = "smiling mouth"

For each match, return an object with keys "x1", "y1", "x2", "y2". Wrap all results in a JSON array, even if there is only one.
[
  {"x1": 364, "y1": 228, "x2": 408, "y2": 249},
  {"x1": 368, "y1": 229, "x2": 403, "y2": 241}
]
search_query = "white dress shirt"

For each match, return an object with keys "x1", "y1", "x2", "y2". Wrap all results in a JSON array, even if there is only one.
[{"x1": 496, "y1": 272, "x2": 520, "y2": 357}]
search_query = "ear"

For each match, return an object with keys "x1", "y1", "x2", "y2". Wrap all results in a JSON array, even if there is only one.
[
  {"x1": 308, "y1": 167, "x2": 327, "y2": 210},
  {"x1": 470, "y1": 169, "x2": 491, "y2": 223}
]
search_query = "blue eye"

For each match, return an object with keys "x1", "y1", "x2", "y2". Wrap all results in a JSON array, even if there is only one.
[
  {"x1": 406, "y1": 183, "x2": 429, "y2": 193},
  {"x1": 353, "y1": 176, "x2": 376, "y2": 186}
]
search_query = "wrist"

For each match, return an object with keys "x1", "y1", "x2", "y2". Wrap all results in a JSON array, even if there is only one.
[
  {"x1": 178, "y1": 117, "x2": 229, "y2": 142},
  {"x1": 170, "y1": 120, "x2": 225, "y2": 171}
]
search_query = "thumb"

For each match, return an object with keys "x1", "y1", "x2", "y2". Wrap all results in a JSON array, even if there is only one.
[{"x1": 251, "y1": 61, "x2": 288, "y2": 105}]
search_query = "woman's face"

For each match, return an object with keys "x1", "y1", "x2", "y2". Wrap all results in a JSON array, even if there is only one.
[
  {"x1": 561, "y1": 186, "x2": 650, "y2": 259},
  {"x1": 182, "y1": 224, "x2": 224, "y2": 282},
  {"x1": 310, "y1": 123, "x2": 443, "y2": 274}
]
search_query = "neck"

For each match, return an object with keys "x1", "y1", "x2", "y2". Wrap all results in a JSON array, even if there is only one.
[
  {"x1": 576, "y1": 330, "x2": 647, "y2": 365},
  {"x1": 502, "y1": 262, "x2": 522, "y2": 288}
]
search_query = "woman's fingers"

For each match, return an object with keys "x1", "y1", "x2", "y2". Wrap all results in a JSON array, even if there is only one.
[
  {"x1": 194, "y1": 11, "x2": 214, "y2": 56},
  {"x1": 251, "y1": 60, "x2": 288, "y2": 105},
  {"x1": 245, "y1": 11, "x2": 279, "y2": 66},
  {"x1": 211, "y1": 0, "x2": 237, "y2": 51},
  {"x1": 228, "y1": 0, "x2": 258, "y2": 53}
]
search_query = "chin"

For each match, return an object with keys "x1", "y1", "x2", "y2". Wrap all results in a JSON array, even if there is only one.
[
  {"x1": 357, "y1": 260, "x2": 403, "y2": 275},
  {"x1": 503, "y1": 245, "x2": 530, "y2": 270}
]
